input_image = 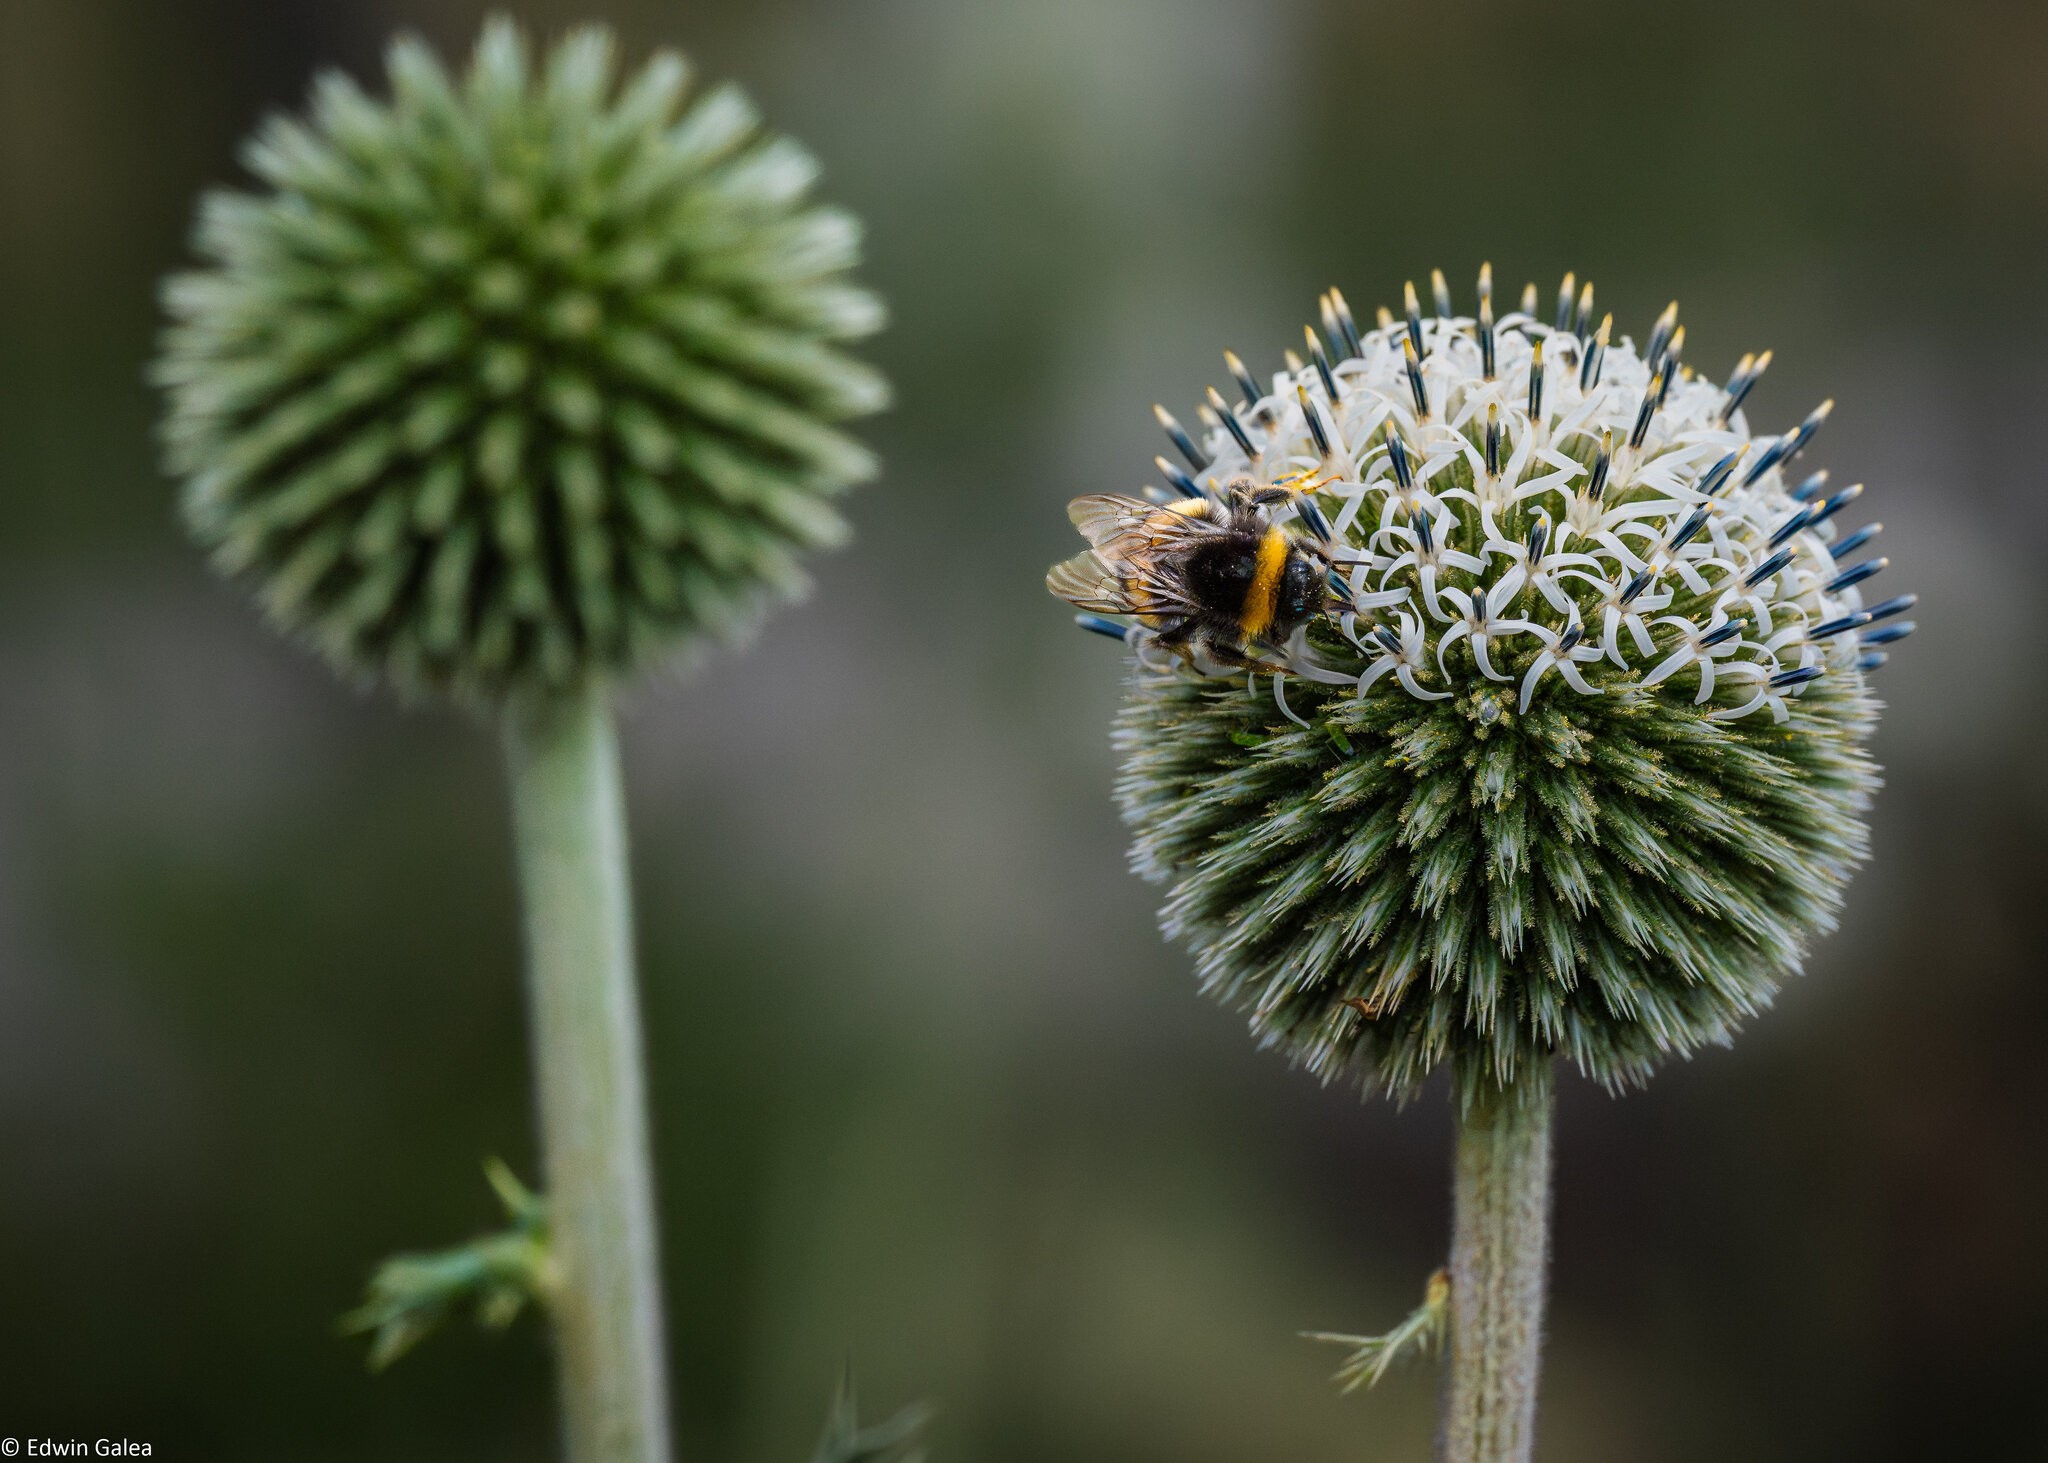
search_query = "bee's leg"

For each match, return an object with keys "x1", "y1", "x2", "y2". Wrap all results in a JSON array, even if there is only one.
[
  {"x1": 1203, "y1": 639, "x2": 1292, "y2": 677},
  {"x1": 1150, "y1": 616, "x2": 1206, "y2": 670}
]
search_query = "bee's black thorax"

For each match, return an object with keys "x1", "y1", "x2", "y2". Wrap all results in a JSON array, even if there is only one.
[{"x1": 1181, "y1": 534, "x2": 1262, "y2": 619}]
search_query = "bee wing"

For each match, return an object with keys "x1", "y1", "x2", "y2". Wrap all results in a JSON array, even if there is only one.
[
  {"x1": 1067, "y1": 494, "x2": 1153, "y2": 547},
  {"x1": 1045, "y1": 550, "x2": 1132, "y2": 613},
  {"x1": 1067, "y1": 493, "x2": 1215, "y2": 554}
]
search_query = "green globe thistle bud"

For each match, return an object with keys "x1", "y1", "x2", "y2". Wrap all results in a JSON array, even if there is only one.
[
  {"x1": 157, "y1": 18, "x2": 886, "y2": 700},
  {"x1": 1055, "y1": 269, "x2": 1906, "y2": 1104}
]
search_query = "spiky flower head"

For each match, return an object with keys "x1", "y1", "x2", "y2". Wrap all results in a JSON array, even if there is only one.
[
  {"x1": 156, "y1": 18, "x2": 886, "y2": 701},
  {"x1": 1062, "y1": 268, "x2": 1908, "y2": 1104}
]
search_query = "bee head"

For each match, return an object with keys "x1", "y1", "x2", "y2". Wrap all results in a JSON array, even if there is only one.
[{"x1": 1278, "y1": 552, "x2": 1324, "y2": 624}]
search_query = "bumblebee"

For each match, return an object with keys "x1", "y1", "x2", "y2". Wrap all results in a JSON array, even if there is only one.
[{"x1": 1047, "y1": 478, "x2": 1333, "y2": 671}]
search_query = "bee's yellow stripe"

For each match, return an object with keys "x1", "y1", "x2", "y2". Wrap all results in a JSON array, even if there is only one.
[{"x1": 1238, "y1": 526, "x2": 1289, "y2": 640}]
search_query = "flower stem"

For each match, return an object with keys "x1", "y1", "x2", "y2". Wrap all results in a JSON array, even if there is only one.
[
  {"x1": 503, "y1": 683, "x2": 673, "y2": 1463},
  {"x1": 1441, "y1": 1072, "x2": 1554, "y2": 1463}
]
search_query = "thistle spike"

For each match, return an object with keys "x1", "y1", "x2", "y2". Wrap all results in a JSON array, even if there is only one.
[
  {"x1": 1225, "y1": 349, "x2": 1262, "y2": 408},
  {"x1": 1744, "y1": 545, "x2": 1796, "y2": 587},
  {"x1": 1519, "y1": 281, "x2": 1539, "y2": 315},
  {"x1": 1698, "y1": 445, "x2": 1747, "y2": 496},
  {"x1": 1401, "y1": 334, "x2": 1429, "y2": 418},
  {"x1": 1484, "y1": 402, "x2": 1501, "y2": 477},
  {"x1": 1645, "y1": 301, "x2": 1679, "y2": 371},
  {"x1": 1629, "y1": 366, "x2": 1665, "y2": 449},
  {"x1": 1585, "y1": 430, "x2": 1614, "y2": 501},
  {"x1": 1578, "y1": 313, "x2": 1611, "y2": 391},
  {"x1": 1808, "y1": 482, "x2": 1864, "y2": 526},
  {"x1": 1297, "y1": 383, "x2": 1333, "y2": 459},
  {"x1": 1386, "y1": 429, "x2": 1414, "y2": 491},
  {"x1": 1527, "y1": 337, "x2": 1546, "y2": 422},
  {"x1": 1782, "y1": 399, "x2": 1834, "y2": 462},
  {"x1": 1825, "y1": 556, "x2": 1887, "y2": 592},
  {"x1": 1554, "y1": 272, "x2": 1576, "y2": 331},
  {"x1": 1477, "y1": 262, "x2": 1497, "y2": 380},
  {"x1": 1574, "y1": 281, "x2": 1596, "y2": 343},
  {"x1": 1741, "y1": 433, "x2": 1794, "y2": 488},
  {"x1": 1768, "y1": 504, "x2": 1818, "y2": 548},
  {"x1": 1431, "y1": 268, "x2": 1453, "y2": 317},
  {"x1": 1719, "y1": 349, "x2": 1772, "y2": 424},
  {"x1": 1317, "y1": 293, "x2": 1342, "y2": 358},
  {"x1": 1155, "y1": 454, "x2": 1204, "y2": 500},
  {"x1": 1808, "y1": 611, "x2": 1872, "y2": 641},
  {"x1": 1305, "y1": 325, "x2": 1340, "y2": 402},
  {"x1": 1403, "y1": 280, "x2": 1424, "y2": 354},
  {"x1": 1075, "y1": 613, "x2": 1132, "y2": 642},
  {"x1": 1831, "y1": 521, "x2": 1883, "y2": 557},
  {"x1": 1657, "y1": 326, "x2": 1685, "y2": 406},
  {"x1": 1328, "y1": 286, "x2": 1364, "y2": 358},
  {"x1": 1155, "y1": 403, "x2": 1209, "y2": 471},
  {"x1": 1204, "y1": 388, "x2": 1257, "y2": 459},
  {"x1": 1668, "y1": 504, "x2": 1712, "y2": 550}
]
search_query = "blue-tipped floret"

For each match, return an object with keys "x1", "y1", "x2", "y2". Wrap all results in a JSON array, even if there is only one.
[
  {"x1": 1076, "y1": 613, "x2": 1133, "y2": 642},
  {"x1": 1744, "y1": 546, "x2": 1796, "y2": 587},
  {"x1": 1698, "y1": 447, "x2": 1745, "y2": 497},
  {"x1": 1155, "y1": 455, "x2": 1204, "y2": 499},
  {"x1": 1808, "y1": 611, "x2": 1872, "y2": 641},
  {"x1": 1155, "y1": 404, "x2": 1209, "y2": 471},
  {"x1": 1769, "y1": 505, "x2": 1819, "y2": 548},
  {"x1": 1825, "y1": 557, "x2": 1887, "y2": 593},
  {"x1": 1206, "y1": 389, "x2": 1257, "y2": 458},
  {"x1": 1770, "y1": 665, "x2": 1826, "y2": 689},
  {"x1": 1809, "y1": 483, "x2": 1864, "y2": 526},
  {"x1": 1401, "y1": 336, "x2": 1429, "y2": 417}
]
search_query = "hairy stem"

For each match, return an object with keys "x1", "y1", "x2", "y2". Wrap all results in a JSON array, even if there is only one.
[
  {"x1": 504, "y1": 684, "x2": 673, "y2": 1463},
  {"x1": 1441, "y1": 1072, "x2": 1554, "y2": 1463}
]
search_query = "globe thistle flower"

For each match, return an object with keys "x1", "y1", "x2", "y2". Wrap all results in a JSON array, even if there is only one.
[
  {"x1": 154, "y1": 23, "x2": 887, "y2": 1463},
  {"x1": 1065, "y1": 268, "x2": 1900, "y2": 1103},
  {"x1": 1050, "y1": 268, "x2": 1906, "y2": 1461},
  {"x1": 157, "y1": 18, "x2": 885, "y2": 701}
]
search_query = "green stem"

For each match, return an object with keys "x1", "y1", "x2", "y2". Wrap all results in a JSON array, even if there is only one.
[
  {"x1": 1441, "y1": 1072, "x2": 1554, "y2": 1463},
  {"x1": 504, "y1": 683, "x2": 673, "y2": 1463}
]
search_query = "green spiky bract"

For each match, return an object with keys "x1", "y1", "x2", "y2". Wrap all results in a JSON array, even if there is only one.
[
  {"x1": 1120, "y1": 656, "x2": 1877, "y2": 1105},
  {"x1": 157, "y1": 17, "x2": 885, "y2": 701}
]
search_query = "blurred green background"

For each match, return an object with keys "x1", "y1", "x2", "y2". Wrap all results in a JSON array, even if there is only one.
[{"x1": 2, "y1": 0, "x2": 2043, "y2": 1458}]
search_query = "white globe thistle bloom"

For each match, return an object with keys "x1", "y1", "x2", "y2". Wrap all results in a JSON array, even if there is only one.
[
  {"x1": 1058, "y1": 268, "x2": 1908, "y2": 1101},
  {"x1": 1148, "y1": 274, "x2": 1899, "y2": 723}
]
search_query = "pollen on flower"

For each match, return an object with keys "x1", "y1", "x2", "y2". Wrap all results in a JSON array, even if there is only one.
[{"x1": 1065, "y1": 269, "x2": 1903, "y2": 1102}]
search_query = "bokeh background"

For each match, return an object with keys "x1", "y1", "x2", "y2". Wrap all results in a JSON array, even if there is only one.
[{"x1": 2, "y1": 0, "x2": 2044, "y2": 1458}]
